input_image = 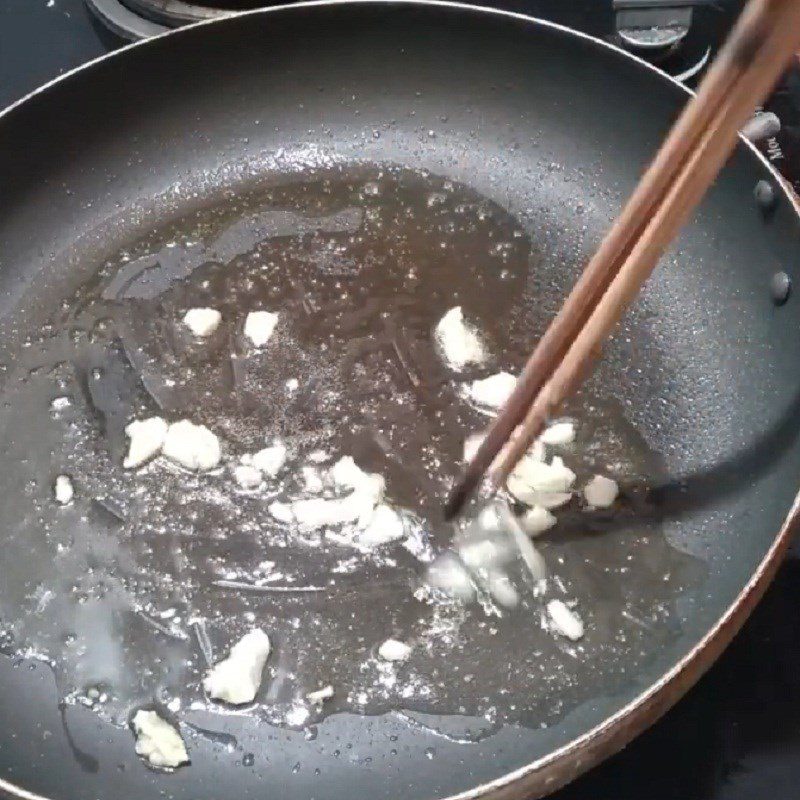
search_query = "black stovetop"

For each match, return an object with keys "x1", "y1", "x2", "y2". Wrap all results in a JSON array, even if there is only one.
[{"x1": 2, "y1": 1, "x2": 800, "y2": 798}]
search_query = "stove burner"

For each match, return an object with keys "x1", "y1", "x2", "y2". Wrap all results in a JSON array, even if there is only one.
[
  {"x1": 86, "y1": 0, "x2": 267, "y2": 38},
  {"x1": 85, "y1": 0, "x2": 169, "y2": 38},
  {"x1": 126, "y1": 0, "x2": 274, "y2": 23},
  {"x1": 616, "y1": 6, "x2": 692, "y2": 51}
]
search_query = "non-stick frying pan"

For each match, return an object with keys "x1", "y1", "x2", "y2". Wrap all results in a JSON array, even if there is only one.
[{"x1": 1, "y1": 3, "x2": 800, "y2": 799}]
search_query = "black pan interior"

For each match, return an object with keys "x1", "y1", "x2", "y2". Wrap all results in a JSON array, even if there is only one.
[{"x1": 1, "y1": 4, "x2": 800, "y2": 800}]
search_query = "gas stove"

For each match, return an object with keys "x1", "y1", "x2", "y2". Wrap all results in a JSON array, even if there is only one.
[
  {"x1": 85, "y1": 0, "x2": 730, "y2": 80},
  {"x1": 27, "y1": 0, "x2": 800, "y2": 194},
  {"x1": 2, "y1": 2, "x2": 800, "y2": 798}
]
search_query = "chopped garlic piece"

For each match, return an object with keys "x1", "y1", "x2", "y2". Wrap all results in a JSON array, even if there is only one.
[
  {"x1": 359, "y1": 504, "x2": 405, "y2": 547},
  {"x1": 468, "y1": 371, "x2": 516, "y2": 411},
  {"x1": 293, "y1": 492, "x2": 375, "y2": 530},
  {"x1": 162, "y1": 420, "x2": 221, "y2": 471},
  {"x1": 465, "y1": 431, "x2": 544, "y2": 464},
  {"x1": 507, "y1": 454, "x2": 576, "y2": 507},
  {"x1": 516, "y1": 455, "x2": 575, "y2": 492},
  {"x1": 547, "y1": 599, "x2": 584, "y2": 641},
  {"x1": 251, "y1": 442, "x2": 287, "y2": 477},
  {"x1": 306, "y1": 685, "x2": 334, "y2": 704},
  {"x1": 285, "y1": 702, "x2": 310, "y2": 727},
  {"x1": 426, "y1": 553, "x2": 475, "y2": 601},
  {"x1": 506, "y1": 477, "x2": 572, "y2": 509},
  {"x1": 485, "y1": 570, "x2": 519, "y2": 608},
  {"x1": 378, "y1": 639, "x2": 412, "y2": 662},
  {"x1": 520, "y1": 505, "x2": 557, "y2": 536},
  {"x1": 541, "y1": 456, "x2": 576, "y2": 491},
  {"x1": 330, "y1": 456, "x2": 384, "y2": 496},
  {"x1": 506, "y1": 473, "x2": 537, "y2": 505},
  {"x1": 244, "y1": 311, "x2": 279, "y2": 347},
  {"x1": 271, "y1": 455, "x2": 397, "y2": 547},
  {"x1": 525, "y1": 439, "x2": 546, "y2": 463},
  {"x1": 584, "y1": 474, "x2": 619, "y2": 508},
  {"x1": 329, "y1": 456, "x2": 386, "y2": 507},
  {"x1": 510, "y1": 453, "x2": 549, "y2": 486},
  {"x1": 459, "y1": 538, "x2": 507, "y2": 571},
  {"x1": 434, "y1": 306, "x2": 487, "y2": 371},
  {"x1": 293, "y1": 496, "x2": 355, "y2": 528},
  {"x1": 132, "y1": 710, "x2": 188, "y2": 769},
  {"x1": 54, "y1": 475, "x2": 74, "y2": 505},
  {"x1": 540, "y1": 421, "x2": 575, "y2": 446},
  {"x1": 183, "y1": 308, "x2": 221, "y2": 337},
  {"x1": 123, "y1": 416, "x2": 168, "y2": 468},
  {"x1": 477, "y1": 502, "x2": 503, "y2": 531},
  {"x1": 463, "y1": 431, "x2": 486, "y2": 462},
  {"x1": 233, "y1": 462, "x2": 262, "y2": 490},
  {"x1": 501, "y1": 503, "x2": 548, "y2": 584},
  {"x1": 268, "y1": 501, "x2": 294, "y2": 523},
  {"x1": 203, "y1": 629, "x2": 271, "y2": 705},
  {"x1": 300, "y1": 466, "x2": 324, "y2": 494}
]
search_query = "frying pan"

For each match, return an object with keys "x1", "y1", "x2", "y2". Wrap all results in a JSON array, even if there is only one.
[{"x1": 1, "y1": 2, "x2": 800, "y2": 799}]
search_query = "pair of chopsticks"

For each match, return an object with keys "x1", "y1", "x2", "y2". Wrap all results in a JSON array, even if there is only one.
[{"x1": 445, "y1": 0, "x2": 800, "y2": 521}]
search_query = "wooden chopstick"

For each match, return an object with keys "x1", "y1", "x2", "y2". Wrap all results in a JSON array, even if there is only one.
[
  {"x1": 445, "y1": 0, "x2": 800, "y2": 520},
  {"x1": 444, "y1": 0, "x2": 762, "y2": 521}
]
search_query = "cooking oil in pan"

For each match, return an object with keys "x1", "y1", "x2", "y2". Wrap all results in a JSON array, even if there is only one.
[{"x1": 0, "y1": 166, "x2": 704, "y2": 738}]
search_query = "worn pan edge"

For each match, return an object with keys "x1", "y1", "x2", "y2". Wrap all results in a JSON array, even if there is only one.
[{"x1": 0, "y1": 2, "x2": 797, "y2": 798}]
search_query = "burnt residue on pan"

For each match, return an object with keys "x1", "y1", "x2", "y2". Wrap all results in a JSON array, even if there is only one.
[{"x1": 0, "y1": 166, "x2": 705, "y2": 738}]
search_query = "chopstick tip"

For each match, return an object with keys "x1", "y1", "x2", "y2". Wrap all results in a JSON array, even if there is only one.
[{"x1": 443, "y1": 479, "x2": 470, "y2": 521}]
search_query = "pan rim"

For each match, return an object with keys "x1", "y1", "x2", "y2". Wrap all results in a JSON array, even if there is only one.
[{"x1": 0, "y1": 2, "x2": 797, "y2": 799}]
